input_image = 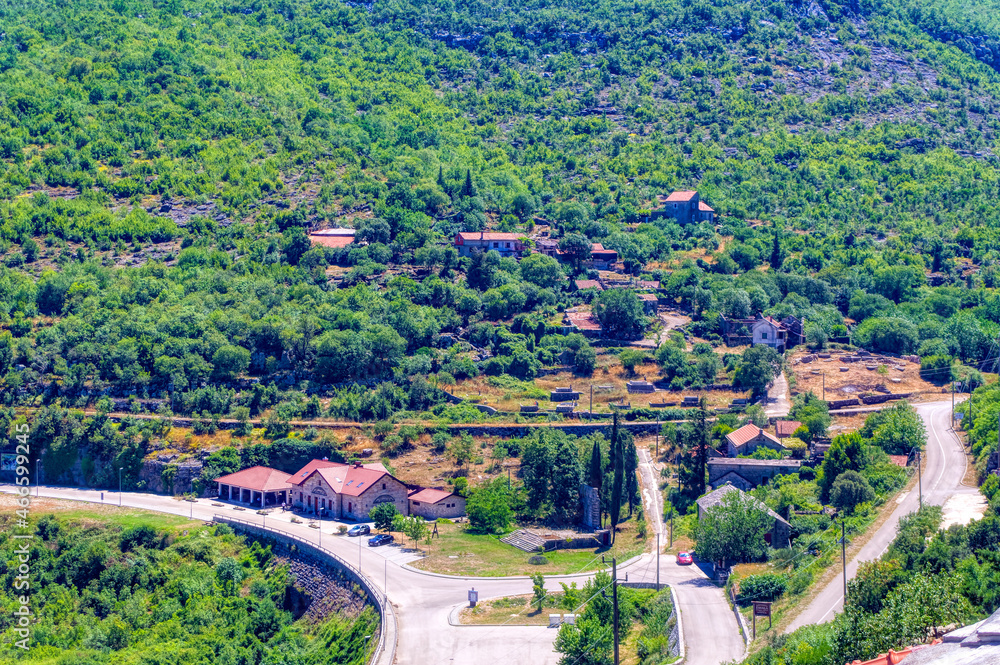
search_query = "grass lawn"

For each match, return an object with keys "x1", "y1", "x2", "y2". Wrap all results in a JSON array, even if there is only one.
[
  {"x1": 0, "y1": 495, "x2": 198, "y2": 533},
  {"x1": 411, "y1": 517, "x2": 650, "y2": 577},
  {"x1": 458, "y1": 594, "x2": 557, "y2": 626}
]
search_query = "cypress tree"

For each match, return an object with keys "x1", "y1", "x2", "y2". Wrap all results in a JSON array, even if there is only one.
[
  {"x1": 610, "y1": 413, "x2": 624, "y2": 543},
  {"x1": 461, "y1": 169, "x2": 475, "y2": 197},
  {"x1": 437, "y1": 165, "x2": 446, "y2": 190},
  {"x1": 588, "y1": 438, "x2": 602, "y2": 489},
  {"x1": 771, "y1": 226, "x2": 782, "y2": 269},
  {"x1": 624, "y1": 434, "x2": 638, "y2": 517}
]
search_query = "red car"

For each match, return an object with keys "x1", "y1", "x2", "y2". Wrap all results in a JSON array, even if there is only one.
[{"x1": 677, "y1": 551, "x2": 694, "y2": 565}]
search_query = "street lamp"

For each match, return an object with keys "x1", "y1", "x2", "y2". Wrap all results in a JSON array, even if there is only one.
[{"x1": 118, "y1": 467, "x2": 123, "y2": 507}]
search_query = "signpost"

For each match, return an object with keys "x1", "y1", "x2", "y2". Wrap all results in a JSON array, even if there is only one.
[
  {"x1": 468, "y1": 588, "x2": 478, "y2": 607},
  {"x1": 752, "y1": 601, "x2": 772, "y2": 639}
]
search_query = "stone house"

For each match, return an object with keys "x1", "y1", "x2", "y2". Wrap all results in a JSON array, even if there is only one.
[
  {"x1": 751, "y1": 316, "x2": 790, "y2": 351},
  {"x1": 724, "y1": 423, "x2": 786, "y2": 457},
  {"x1": 775, "y1": 420, "x2": 802, "y2": 439},
  {"x1": 654, "y1": 191, "x2": 716, "y2": 225},
  {"x1": 454, "y1": 231, "x2": 525, "y2": 257},
  {"x1": 696, "y1": 484, "x2": 791, "y2": 549},
  {"x1": 708, "y1": 458, "x2": 803, "y2": 490},
  {"x1": 407, "y1": 487, "x2": 466, "y2": 519},
  {"x1": 288, "y1": 459, "x2": 409, "y2": 521}
]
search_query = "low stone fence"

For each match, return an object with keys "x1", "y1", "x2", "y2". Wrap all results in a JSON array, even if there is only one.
[{"x1": 214, "y1": 515, "x2": 397, "y2": 665}]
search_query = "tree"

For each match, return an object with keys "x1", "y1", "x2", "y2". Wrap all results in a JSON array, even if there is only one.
[
  {"x1": 852, "y1": 317, "x2": 919, "y2": 354},
  {"x1": 551, "y1": 439, "x2": 582, "y2": 524},
  {"x1": 531, "y1": 573, "x2": 547, "y2": 613},
  {"x1": 593, "y1": 289, "x2": 646, "y2": 340},
  {"x1": 369, "y1": 502, "x2": 399, "y2": 532},
  {"x1": 789, "y1": 391, "x2": 832, "y2": 441},
  {"x1": 830, "y1": 470, "x2": 876, "y2": 513},
  {"x1": 694, "y1": 489, "x2": 773, "y2": 565},
  {"x1": 466, "y1": 478, "x2": 513, "y2": 534},
  {"x1": 559, "y1": 233, "x2": 592, "y2": 269},
  {"x1": 860, "y1": 402, "x2": 927, "y2": 455},
  {"x1": 574, "y1": 343, "x2": 597, "y2": 375},
  {"x1": 215, "y1": 557, "x2": 244, "y2": 595},
  {"x1": 449, "y1": 435, "x2": 475, "y2": 474},
  {"x1": 461, "y1": 169, "x2": 475, "y2": 197},
  {"x1": 624, "y1": 435, "x2": 638, "y2": 517},
  {"x1": 522, "y1": 435, "x2": 555, "y2": 513},
  {"x1": 734, "y1": 345, "x2": 782, "y2": 398},
  {"x1": 619, "y1": 349, "x2": 646, "y2": 376},
  {"x1": 770, "y1": 227, "x2": 783, "y2": 269},
  {"x1": 819, "y1": 432, "x2": 868, "y2": 501},
  {"x1": 401, "y1": 515, "x2": 430, "y2": 549},
  {"x1": 212, "y1": 345, "x2": 251, "y2": 380},
  {"x1": 519, "y1": 253, "x2": 564, "y2": 287},
  {"x1": 588, "y1": 439, "x2": 602, "y2": 489},
  {"x1": 609, "y1": 414, "x2": 624, "y2": 542}
]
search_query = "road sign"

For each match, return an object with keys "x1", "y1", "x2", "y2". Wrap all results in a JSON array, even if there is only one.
[
  {"x1": 753, "y1": 602, "x2": 771, "y2": 617},
  {"x1": 468, "y1": 588, "x2": 478, "y2": 607}
]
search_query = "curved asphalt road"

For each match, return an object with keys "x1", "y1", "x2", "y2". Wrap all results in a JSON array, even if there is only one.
[
  {"x1": 3, "y1": 451, "x2": 748, "y2": 665},
  {"x1": 785, "y1": 400, "x2": 975, "y2": 632}
]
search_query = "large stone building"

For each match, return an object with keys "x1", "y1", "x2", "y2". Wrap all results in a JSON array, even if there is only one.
[
  {"x1": 696, "y1": 484, "x2": 791, "y2": 549},
  {"x1": 724, "y1": 423, "x2": 787, "y2": 457},
  {"x1": 407, "y1": 487, "x2": 466, "y2": 519},
  {"x1": 288, "y1": 459, "x2": 410, "y2": 521},
  {"x1": 708, "y1": 458, "x2": 803, "y2": 490},
  {"x1": 454, "y1": 231, "x2": 525, "y2": 257}
]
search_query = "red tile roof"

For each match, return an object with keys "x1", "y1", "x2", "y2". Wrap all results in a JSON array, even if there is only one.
[
  {"x1": 888, "y1": 455, "x2": 909, "y2": 468},
  {"x1": 666, "y1": 190, "x2": 698, "y2": 202},
  {"x1": 726, "y1": 423, "x2": 782, "y2": 448},
  {"x1": 289, "y1": 460, "x2": 395, "y2": 497},
  {"x1": 698, "y1": 201, "x2": 715, "y2": 212},
  {"x1": 775, "y1": 421, "x2": 802, "y2": 438},
  {"x1": 309, "y1": 234, "x2": 355, "y2": 248},
  {"x1": 456, "y1": 232, "x2": 524, "y2": 242},
  {"x1": 638, "y1": 293, "x2": 659, "y2": 302},
  {"x1": 846, "y1": 640, "x2": 940, "y2": 665},
  {"x1": 408, "y1": 487, "x2": 456, "y2": 504},
  {"x1": 215, "y1": 466, "x2": 292, "y2": 492},
  {"x1": 575, "y1": 279, "x2": 603, "y2": 290},
  {"x1": 566, "y1": 310, "x2": 602, "y2": 331}
]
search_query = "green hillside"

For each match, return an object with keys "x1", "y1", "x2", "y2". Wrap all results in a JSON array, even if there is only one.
[{"x1": 0, "y1": 0, "x2": 999, "y2": 480}]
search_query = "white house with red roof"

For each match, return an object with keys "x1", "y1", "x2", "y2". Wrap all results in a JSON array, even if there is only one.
[
  {"x1": 407, "y1": 487, "x2": 466, "y2": 519},
  {"x1": 454, "y1": 231, "x2": 525, "y2": 257},
  {"x1": 724, "y1": 423, "x2": 787, "y2": 457},
  {"x1": 751, "y1": 315, "x2": 790, "y2": 351},
  {"x1": 215, "y1": 466, "x2": 292, "y2": 507},
  {"x1": 287, "y1": 459, "x2": 410, "y2": 520}
]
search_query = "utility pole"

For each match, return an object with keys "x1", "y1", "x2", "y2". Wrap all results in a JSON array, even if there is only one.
[
  {"x1": 655, "y1": 416, "x2": 659, "y2": 458},
  {"x1": 590, "y1": 384, "x2": 593, "y2": 415},
  {"x1": 951, "y1": 381, "x2": 955, "y2": 426},
  {"x1": 612, "y1": 557, "x2": 620, "y2": 665}
]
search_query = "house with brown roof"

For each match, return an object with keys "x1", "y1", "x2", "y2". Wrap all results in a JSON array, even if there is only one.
[
  {"x1": 309, "y1": 228, "x2": 356, "y2": 249},
  {"x1": 215, "y1": 466, "x2": 292, "y2": 507},
  {"x1": 654, "y1": 191, "x2": 716, "y2": 225},
  {"x1": 588, "y1": 243, "x2": 619, "y2": 269},
  {"x1": 775, "y1": 421, "x2": 802, "y2": 439},
  {"x1": 288, "y1": 459, "x2": 410, "y2": 521},
  {"x1": 725, "y1": 423, "x2": 786, "y2": 457},
  {"x1": 408, "y1": 487, "x2": 466, "y2": 519},
  {"x1": 574, "y1": 279, "x2": 604, "y2": 291},
  {"x1": 454, "y1": 231, "x2": 525, "y2": 257}
]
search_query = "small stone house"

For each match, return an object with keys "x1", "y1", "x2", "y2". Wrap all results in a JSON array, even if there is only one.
[
  {"x1": 708, "y1": 458, "x2": 803, "y2": 490},
  {"x1": 454, "y1": 231, "x2": 525, "y2": 257},
  {"x1": 407, "y1": 487, "x2": 466, "y2": 519},
  {"x1": 724, "y1": 423, "x2": 786, "y2": 457},
  {"x1": 656, "y1": 191, "x2": 716, "y2": 225},
  {"x1": 696, "y1": 484, "x2": 791, "y2": 549},
  {"x1": 751, "y1": 316, "x2": 790, "y2": 351}
]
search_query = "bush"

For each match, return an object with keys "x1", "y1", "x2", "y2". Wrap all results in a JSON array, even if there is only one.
[
  {"x1": 738, "y1": 573, "x2": 788, "y2": 603},
  {"x1": 830, "y1": 470, "x2": 876, "y2": 513}
]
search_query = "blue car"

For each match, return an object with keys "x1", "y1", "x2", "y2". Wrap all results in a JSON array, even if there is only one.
[{"x1": 368, "y1": 533, "x2": 394, "y2": 547}]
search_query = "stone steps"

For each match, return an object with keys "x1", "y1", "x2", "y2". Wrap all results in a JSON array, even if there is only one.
[{"x1": 501, "y1": 529, "x2": 546, "y2": 552}]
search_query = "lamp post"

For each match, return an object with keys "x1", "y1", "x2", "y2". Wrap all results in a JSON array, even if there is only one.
[{"x1": 118, "y1": 467, "x2": 123, "y2": 507}]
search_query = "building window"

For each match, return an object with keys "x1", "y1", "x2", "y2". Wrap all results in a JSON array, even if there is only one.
[
  {"x1": 382, "y1": 483, "x2": 386, "y2": 489},
  {"x1": 493, "y1": 242, "x2": 498, "y2": 248},
  {"x1": 505, "y1": 243, "x2": 510, "y2": 248},
  {"x1": 414, "y1": 502, "x2": 420, "y2": 506},
  {"x1": 761, "y1": 332, "x2": 768, "y2": 340}
]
